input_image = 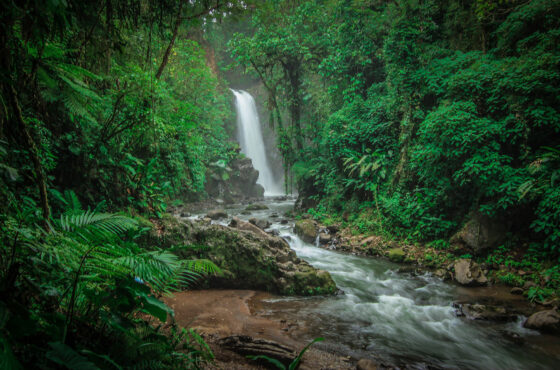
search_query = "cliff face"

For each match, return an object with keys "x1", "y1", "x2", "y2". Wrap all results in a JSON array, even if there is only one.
[{"x1": 205, "y1": 154, "x2": 265, "y2": 203}]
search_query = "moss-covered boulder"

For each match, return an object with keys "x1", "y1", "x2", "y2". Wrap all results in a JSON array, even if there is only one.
[
  {"x1": 294, "y1": 219, "x2": 318, "y2": 244},
  {"x1": 388, "y1": 247, "x2": 405, "y2": 262},
  {"x1": 245, "y1": 203, "x2": 269, "y2": 211},
  {"x1": 151, "y1": 215, "x2": 337, "y2": 296}
]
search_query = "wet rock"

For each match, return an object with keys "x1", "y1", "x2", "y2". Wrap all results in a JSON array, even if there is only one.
[
  {"x1": 280, "y1": 219, "x2": 289, "y2": 225},
  {"x1": 270, "y1": 212, "x2": 279, "y2": 218},
  {"x1": 245, "y1": 203, "x2": 269, "y2": 211},
  {"x1": 434, "y1": 269, "x2": 449, "y2": 280},
  {"x1": 319, "y1": 232, "x2": 332, "y2": 245},
  {"x1": 356, "y1": 358, "x2": 378, "y2": 370},
  {"x1": 240, "y1": 210, "x2": 251, "y2": 215},
  {"x1": 274, "y1": 196, "x2": 288, "y2": 201},
  {"x1": 542, "y1": 298, "x2": 560, "y2": 308},
  {"x1": 268, "y1": 229, "x2": 280, "y2": 236},
  {"x1": 180, "y1": 212, "x2": 190, "y2": 217},
  {"x1": 397, "y1": 266, "x2": 416, "y2": 274},
  {"x1": 206, "y1": 209, "x2": 227, "y2": 220},
  {"x1": 524, "y1": 309, "x2": 560, "y2": 334},
  {"x1": 461, "y1": 304, "x2": 517, "y2": 322},
  {"x1": 249, "y1": 218, "x2": 271, "y2": 230},
  {"x1": 388, "y1": 248, "x2": 405, "y2": 262},
  {"x1": 453, "y1": 259, "x2": 488, "y2": 286},
  {"x1": 294, "y1": 219, "x2": 318, "y2": 244},
  {"x1": 211, "y1": 217, "x2": 336, "y2": 295},
  {"x1": 450, "y1": 212, "x2": 507, "y2": 256},
  {"x1": 510, "y1": 287, "x2": 524, "y2": 295},
  {"x1": 205, "y1": 156, "x2": 264, "y2": 201}
]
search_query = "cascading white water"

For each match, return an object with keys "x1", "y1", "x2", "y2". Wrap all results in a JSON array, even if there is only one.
[{"x1": 231, "y1": 89, "x2": 283, "y2": 195}]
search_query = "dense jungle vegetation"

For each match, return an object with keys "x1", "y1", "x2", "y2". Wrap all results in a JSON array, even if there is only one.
[{"x1": 1, "y1": 0, "x2": 559, "y2": 368}]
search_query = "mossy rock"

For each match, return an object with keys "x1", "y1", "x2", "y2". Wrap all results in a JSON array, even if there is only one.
[
  {"x1": 388, "y1": 247, "x2": 405, "y2": 262},
  {"x1": 245, "y1": 203, "x2": 269, "y2": 211},
  {"x1": 294, "y1": 219, "x2": 317, "y2": 244}
]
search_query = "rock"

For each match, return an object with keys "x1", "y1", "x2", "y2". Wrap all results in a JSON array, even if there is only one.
[
  {"x1": 180, "y1": 212, "x2": 190, "y2": 217},
  {"x1": 524, "y1": 309, "x2": 560, "y2": 334},
  {"x1": 268, "y1": 229, "x2": 280, "y2": 236},
  {"x1": 294, "y1": 219, "x2": 318, "y2": 244},
  {"x1": 388, "y1": 248, "x2": 405, "y2": 262},
  {"x1": 318, "y1": 232, "x2": 332, "y2": 245},
  {"x1": 453, "y1": 259, "x2": 488, "y2": 286},
  {"x1": 542, "y1": 298, "x2": 560, "y2": 308},
  {"x1": 270, "y1": 213, "x2": 279, "y2": 218},
  {"x1": 523, "y1": 281, "x2": 537, "y2": 290},
  {"x1": 274, "y1": 196, "x2": 288, "y2": 201},
  {"x1": 461, "y1": 304, "x2": 517, "y2": 322},
  {"x1": 356, "y1": 358, "x2": 378, "y2": 370},
  {"x1": 434, "y1": 269, "x2": 447, "y2": 279},
  {"x1": 219, "y1": 335, "x2": 295, "y2": 365},
  {"x1": 205, "y1": 155, "x2": 264, "y2": 202},
  {"x1": 280, "y1": 219, "x2": 289, "y2": 225},
  {"x1": 241, "y1": 210, "x2": 251, "y2": 215},
  {"x1": 245, "y1": 203, "x2": 269, "y2": 211},
  {"x1": 191, "y1": 217, "x2": 336, "y2": 295},
  {"x1": 450, "y1": 212, "x2": 507, "y2": 255},
  {"x1": 206, "y1": 209, "x2": 227, "y2": 220},
  {"x1": 249, "y1": 218, "x2": 271, "y2": 230},
  {"x1": 327, "y1": 224, "x2": 340, "y2": 234},
  {"x1": 510, "y1": 287, "x2": 524, "y2": 295}
]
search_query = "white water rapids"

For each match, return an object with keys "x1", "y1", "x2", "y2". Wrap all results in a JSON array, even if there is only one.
[
  {"x1": 201, "y1": 198, "x2": 559, "y2": 369},
  {"x1": 231, "y1": 89, "x2": 284, "y2": 195}
]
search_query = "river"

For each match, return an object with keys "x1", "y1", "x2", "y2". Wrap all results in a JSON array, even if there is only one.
[{"x1": 204, "y1": 197, "x2": 560, "y2": 369}]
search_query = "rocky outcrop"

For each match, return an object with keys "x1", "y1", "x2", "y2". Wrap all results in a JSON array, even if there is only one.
[
  {"x1": 205, "y1": 155, "x2": 265, "y2": 203},
  {"x1": 453, "y1": 259, "x2": 488, "y2": 286},
  {"x1": 524, "y1": 309, "x2": 560, "y2": 334},
  {"x1": 294, "y1": 219, "x2": 318, "y2": 244},
  {"x1": 168, "y1": 216, "x2": 336, "y2": 295},
  {"x1": 450, "y1": 212, "x2": 506, "y2": 255}
]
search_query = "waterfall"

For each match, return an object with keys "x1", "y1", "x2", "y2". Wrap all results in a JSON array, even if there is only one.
[{"x1": 231, "y1": 89, "x2": 284, "y2": 196}]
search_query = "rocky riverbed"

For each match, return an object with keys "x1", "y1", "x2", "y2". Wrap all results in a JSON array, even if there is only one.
[{"x1": 154, "y1": 197, "x2": 560, "y2": 369}]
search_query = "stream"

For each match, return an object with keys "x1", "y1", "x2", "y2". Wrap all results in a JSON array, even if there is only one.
[{"x1": 201, "y1": 197, "x2": 560, "y2": 369}]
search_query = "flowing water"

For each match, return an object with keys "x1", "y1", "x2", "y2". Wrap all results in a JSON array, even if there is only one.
[
  {"x1": 207, "y1": 198, "x2": 560, "y2": 369},
  {"x1": 231, "y1": 89, "x2": 283, "y2": 195},
  {"x1": 227, "y1": 89, "x2": 558, "y2": 368}
]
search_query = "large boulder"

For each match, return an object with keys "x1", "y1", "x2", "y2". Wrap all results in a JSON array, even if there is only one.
[
  {"x1": 205, "y1": 155, "x2": 265, "y2": 202},
  {"x1": 294, "y1": 219, "x2": 318, "y2": 244},
  {"x1": 206, "y1": 209, "x2": 228, "y2": 220},
  {"x1": 184, "y1": 217, "x2": 336, "y2": 295},
  {"x1": 450, "y1": 213, "x2": 507, "y2": 255},
  {"x1": 524, "y1": 309, "x2": 560, "y2": 334},
  {"x1": 453, "y1": 259, "x2": 488, "y2": 286}
]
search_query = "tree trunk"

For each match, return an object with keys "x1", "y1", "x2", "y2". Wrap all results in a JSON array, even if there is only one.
[
  {"x1": 7, "y1": 85, "x2": 51, "y2": 230},
  {"x1": 156, "y1": 1, "x2": 184, "y2": 80}
]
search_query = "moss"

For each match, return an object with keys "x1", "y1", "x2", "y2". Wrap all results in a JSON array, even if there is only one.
[
  {"x1": 388, "y1": 247, "x2": 405, "y2": 262},
  {"x1": 294, "y1": 219, "x2": 317, "y2": 243}
]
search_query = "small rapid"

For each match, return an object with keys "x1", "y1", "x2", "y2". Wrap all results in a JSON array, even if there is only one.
[{"x1": 202, "y1": 198, "x2": 560, "y2": 369}]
